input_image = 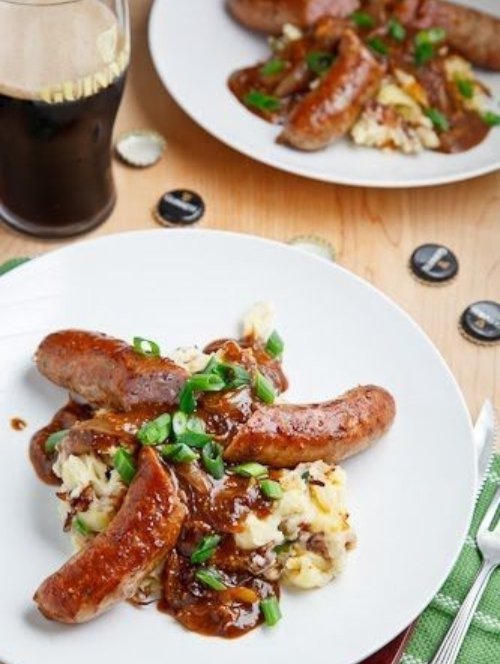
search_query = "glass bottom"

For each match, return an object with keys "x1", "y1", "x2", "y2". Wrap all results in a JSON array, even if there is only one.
[{"x1": 0, "y1": 192, "x2": 117, "y2": 239}]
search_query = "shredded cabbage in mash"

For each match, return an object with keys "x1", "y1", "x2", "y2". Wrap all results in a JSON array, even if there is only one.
[{"x1": 235, "y1": 461, "x2": 356, "y2": 589}]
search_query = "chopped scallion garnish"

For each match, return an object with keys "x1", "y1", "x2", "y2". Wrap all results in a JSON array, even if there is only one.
[
  {"x1": 232, "y1": 462, "x2": 268, "y2": 479},
  {"x1": 414, "y1": 41, "x2": 435, "y2": 66},
  {"x1": 254, "y1": 371, "x2": 276, "y2": 404},
  {"x1": 415, "y1": 27, "x2": 447, "y2": 47},
  {"x1": 186, "y1": 415, "x2": 206, "y2": 433},
  {"x1": 195, "y1": 567, "x2": 227, "y2": 591},
  {"x1": 133, "y1": 336, "x2": 160, "y2": 357},
  {"x1": 456, "y1": 78, "x2": 474, "y2": 99},
  {"x1": 388, "y1": 17, "x2": 406, "y2": 42},
  {"x1": 161, "y1": 442, "x2": 199, "y2": 463},
  {"x1": 259, "y1": 479, "x2": 283, "y2": 500},
  {"x1": 188, "y1": 373, "x2": 226, "y2": 392},
  {"x1": 260, "y1": 596, "x2": 282, "y2": 626},
  {"x1": 483, "y1": 111, "x2": 500, "y2": 127},
  {"x1": 172, "y1": 411, "x2": 188, "y2": 437},
  {"x1": 367, "y1": 37, "x2": 389, "y2": 56},
  {"x1": 265, "y1": 330, "x2": 284, "y2": 359},
  {"x1": 349, "y1": 10, "x2": 375, "y2": 29},
  {"x1": 212, "y1": 362, "x2": 251, "y2": 389},
  {"x1": 306, "y1": 51, "x2": 335, "y2": 76},
  {"x1": 244, "y1": 90, "x2": 281, "y2": 112},
  {"x1": 72, "y1": 515, "x2": 91, "y2": 537},
  {"x1": 137, "y1": 413, "x2": 171, "y2": 446},
  {"x1": 190, "y1": 534, "x2": 222, "y2": 564},
  {"x1": 424, "y1": 107, "x2": 450, "y2": 132},
  {"x1": 179, "y1": 382, "x2": 196, "y2": 414},
  {"x1": 201, "y1": 441, "x2": 225, "y2": 479},
  {"x1": 176, "y1": 431, "x2": 213, "y2": 448},
  {"x1": 44, "y1": 429, "x2": 67, "y2": 454},
  {"x1": 260, "y1": 58, "x2": 286, "y2": 76},
  {"x1": 113, "y1": 447, "x2": 136, "y2": 485}
]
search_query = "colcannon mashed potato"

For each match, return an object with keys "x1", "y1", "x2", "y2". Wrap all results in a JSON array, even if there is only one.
[{"x1": 236, "y1": 461, "x2": 355, "y2": 589}]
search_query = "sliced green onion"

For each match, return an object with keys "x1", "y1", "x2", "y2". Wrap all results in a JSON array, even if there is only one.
[
  {"x1": 172, "y1": 411, "x2": 188, "y2": 437},
  {"x1": 213, "y1": 362, "x2": 251, "y2": 389},
  {"x1": 72, "y1": 515, "x2": 91, "y2": 537},
  {"x1": 133, "y1": 336, "x2": 160, "y2": 357},
  {"x1": 260, "y1": 596, "x2": 282, "y2": 626},
  {"x1": 232, "y1": 462, "x2": 268, "y2": 479},
  {"x1": 388, "y1": 17, "x2": 406, "y2": 42},
  {"x1": 137, "y1": 413, "x2": 171, "y2": 446},
  {"x1": 367, "y1": 37, "x2": 389, "y2": 56},
  {"x1": 483, "y1": 111, "x2": 500, "y2": 127},
  {"x1": 190, "y1": 534, "x2": 222, "y2": 564},
  {"x1": 424, "y1": 107, "x2": 450, "y2": 132},
  {"x1": 195, "y1": 568, "x2": 227, "y2": 591},
  {"x1": 201, "y1": 441, "x2": 225, "y2": 479},
  {"x1": 265, "y1": 330, "x2": 284, "y2": 359},
  {"x1": 176, "y1": 431, "x2": 213, "y2": 448},
  {"x1": 188, "y1": 373, "x2": 226, "y2": 392},
  {"x1": 414, "y1": 41, "x2": 435, "y2": 66},
  {"x1": 113, "y1": 447, "x2": 137, "y2": 485},
  {"x1": 254, "y1": 371, "x2": 276, "y2": 404},
  {"x1": 456, "y1": 77, "x2": 474, "y2": 99},
  {"x1": 349, "y1": 10, "x2": 375, "y2": 28},
  {"x1": 244, "y1": 90, "x2": 281, "y2": 112},
  {"x1": 161, "y1": 443, "x2": 199, "y2": 463},
  {"x1": 274, "y1": 541, "x2": 292, "y2": 555},
  {"x1": 44, "y1": 429, "x2": 67, "y2": 454},
  {"x1": 415, "y1": 27, "x2": 447, "y2": 47},
  {"x1": 179, "y1": 382, "x2": 196, "y2": 414},
  {"x1": 306, "y1": 51, "x2": 335, "y2": 76},
  {"x1": 259, "y1": 479, "x2": 283, "y2": 500},
  {"x1": 261, "y1": 58, "x2": 286, "y2": 76},
  {"x1": 187, "y1": 415, "x2": 206, "y2": 433}
]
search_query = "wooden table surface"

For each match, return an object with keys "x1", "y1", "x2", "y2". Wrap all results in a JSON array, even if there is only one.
[{"x1": 0, "y1": 0, "x2": 498, "y2": 420}]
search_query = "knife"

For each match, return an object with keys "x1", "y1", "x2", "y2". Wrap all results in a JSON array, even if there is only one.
[{"x1": 360, "y1": 399, "x2": 497, "y2": 664}]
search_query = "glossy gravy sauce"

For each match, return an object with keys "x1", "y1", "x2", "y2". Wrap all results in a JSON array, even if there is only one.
[{"x1": 160, "y1": 464, "x2": 279, "y2": 637}]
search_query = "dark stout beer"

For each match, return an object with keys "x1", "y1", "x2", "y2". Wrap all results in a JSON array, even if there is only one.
[{"x1": 0, "y1": 0, "x2": 129, "y2": 238}]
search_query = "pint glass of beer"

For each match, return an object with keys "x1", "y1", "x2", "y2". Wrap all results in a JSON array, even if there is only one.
[{"x1": 0, "y1": 0, "x2": 130, "y2": 238}]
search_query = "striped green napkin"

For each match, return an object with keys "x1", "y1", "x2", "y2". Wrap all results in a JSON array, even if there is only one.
[
  {"x1": 0, "y1": 256, "x2": 30, "y2": 276},
  {"x1": 402, "y1": 455, "x2": 500, "y2": 664}
]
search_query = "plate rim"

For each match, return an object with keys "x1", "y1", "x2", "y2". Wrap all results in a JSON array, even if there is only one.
[
  {"x1": 0, "y1": 228, "x2": 477, "y2": 664},
  {"x1": 147, "y1": 0, "x2": 500, "y2": 189}
]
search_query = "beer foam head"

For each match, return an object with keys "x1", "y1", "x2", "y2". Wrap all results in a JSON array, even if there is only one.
[{"x1": 0, "y1": 0, "x2": 129, "y2": 102}]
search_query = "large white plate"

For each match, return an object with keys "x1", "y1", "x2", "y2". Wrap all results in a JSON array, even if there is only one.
[
  {"x1": 0, "y1": 230, "x2": 475, "y2": 664},
  {"x1": 148, "y1": 0, "x2": 500, "y2": 188}
]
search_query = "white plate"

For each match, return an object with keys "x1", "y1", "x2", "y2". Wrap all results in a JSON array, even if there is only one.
[
  {"x1": 148, "y1": 0, "x2": 500, "y2": 188},
  {"x1": 0, "y1": 230, "x2": 475, "y2": 664}
]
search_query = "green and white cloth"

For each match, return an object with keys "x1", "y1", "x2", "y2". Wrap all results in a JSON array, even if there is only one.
[{"x1": 402, "y1": 455, "x2": 500, "y2": 664}]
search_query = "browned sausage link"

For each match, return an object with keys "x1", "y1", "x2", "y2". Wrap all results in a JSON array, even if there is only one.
[
  {"x1": 278, "y1": 30, "x2": 386, "y2": 151},
  {"x1": 227, "y1": 0, "x2": 360, "y2": 34},
  {"x1": 35, "y1": 330, "x2": 189, "y2": 411},
  {"x1": 34, "y1": 448, "x2": 186, "y2": 624},
  {"x1": 223, "y1": 385, "x2": 396, "y2": 467},
  {"x1": 395, "y1": 0, "x2": 500, "y2": 71}
]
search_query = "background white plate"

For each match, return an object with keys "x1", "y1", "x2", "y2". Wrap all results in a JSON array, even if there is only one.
[
  {"x1": 148, "y1": 0, "x2": 500, "y2": 188},
  {"x1": 0, "y1": 230, "x2": 475, "y2": 664}
]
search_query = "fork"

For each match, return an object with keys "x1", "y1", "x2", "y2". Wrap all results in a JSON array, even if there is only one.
[{"x1": 430, "y1": 485, "x2": 500, "y2": 664}]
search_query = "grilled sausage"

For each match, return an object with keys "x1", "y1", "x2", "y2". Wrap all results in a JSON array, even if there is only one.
[
  {"x1": 278, "y1": 30, "x2": 385, "y2": 150},
  {"x1": 394, "y1": 0, "x2": 500, "y2": 71},
  {"x1": 34, "y1": 448, "x2": 186, "y2": 623},
  {"x1": 227, "y1": 0, "x2": 359, "y2": 34},
  {"x1": 35, "y1": 330, "x2": 188, "y2": 411},
  {"x1": 223, "y1": 385, "x2": 395, "y2": 466}
]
